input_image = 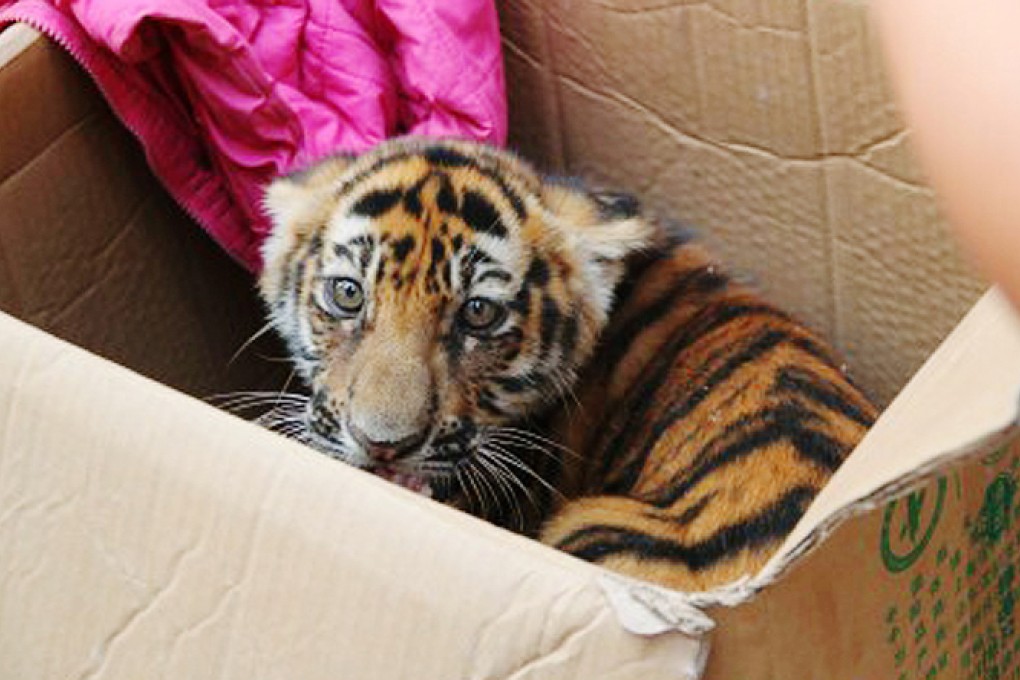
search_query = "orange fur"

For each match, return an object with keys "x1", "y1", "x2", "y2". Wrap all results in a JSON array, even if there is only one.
[
  {"x1": 542, "y1": 239, "x2": 876, "y2": 591},
  {"x1": 258, "y1": 137, "x2": 876, "y2": 594}
]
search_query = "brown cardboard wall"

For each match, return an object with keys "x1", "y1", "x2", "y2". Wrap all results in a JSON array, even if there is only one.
[
  {"x1": 708, "y1": 439, "x2": 1020, "y2": 680},
  {"x1": 0, "y1": 33, "x2": 285, "y2": 399},
  {"x1": 498, "y1": 0, "x2": 986, "y2": 405}
]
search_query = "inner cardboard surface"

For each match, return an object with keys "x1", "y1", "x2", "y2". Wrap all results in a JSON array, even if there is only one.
[
  {"x1": 499, "y1": 0, "x2": 986, "y2": 406},
  {"x1": 0, "y1": 27, "x2": 284, "y2": 399}
]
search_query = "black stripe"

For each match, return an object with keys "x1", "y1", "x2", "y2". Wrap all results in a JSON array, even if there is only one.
[
  {"x1": 477, "y1": 390, "x2": 505, "y2": 416},
  {"x1": 351, "y1": 188, "x2": 403, "y2": 217},
  {"x1": 560, "y1": 315, "x2": 579, "y2": 356},
  {"x1": 493, "y1": 371, "x2": 547, "y2": 395},
  {"x1": 335, "y1": 148, "x2": 525, "y2": 224},
  {"x1": 441, "y1": 331, "x2": 461, "y2": 363},
  {"x1": 525, "y1": 257, "x2": 550, "y2": 287},
  {"x1": 672, "y1": 493, "x2": 715, "y2": 525},
  {"x1": 460, "y1": 246, "x2": 498, "y2": 290},
  {"x1": 436, "y1": 173, "x2": 459, "y2": 213},
  {"x1": 422, "y1": 147, "x2": 473, "y2": 167},
  {"x1": 645, "y1": 401, "x2": 834, "y2": 508},
  {"x1": 539, "y1": 295, "x2": 561, "y2": 354},
  {"x1": 421, "y1": 148, "x2": 527, "y2": 220},
  {"x1": 403, "y1": 177, "x2": 427, "y2": 218},
  {"x1": 464, "y1": 245, "x2": 495, "y2": 266},
  {"x1": 430, "y1": 237, "x2": 446, "y2": 264},
  {"x1": 308, "y1": 234, "x2": 323, "y2": 258},
  {"x1": 508, "y1": 282, "x2": 531, "y2": 316},
  {"x1": 333, "y1": 244, "x2": 357, "y2": 267},
  {"x1": 496, "y1": 327, "x2": 525, "y2": 362},
  {"x1": 461, "y1": 191, "x2": 508, "y2": 238},
  {"x1": 790, "y1": 335, "x2": 841, "y2": 369},
  {"x1": 477, "y1": 167, "x2": 527, "y2": 222},
  {"x1": 599, "y1": 318, "x2": 789, "y2": 485},
  {"x1": 609, "y1": 250, "x2": 671, "y2": 315},
  {"x1": 774, "y1": 366, "x2": 874, "y2": 427},
  {"x1": 558, "y1": 485, "x2": 816, "y2": 570},
  {"x1": 789, "y1": 426, "x2": 848, "y2": 471},
  {"x1": 392, "y1": 236, "x2": 415, "y2": 262},
  {"x1": 477, "y1": 269, "x2": 512, "y2": 284},
  {"x1": 442, "y1": 261, "x2": 453, "y2": 289},
  {"x1": 644, "y1": 329, "x2": 789, "y2": 440},
  {"x1": 602, "y1": 263, "x2": 730, "y2": 372}
]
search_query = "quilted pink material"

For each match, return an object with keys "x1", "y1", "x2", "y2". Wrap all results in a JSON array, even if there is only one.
[{"x1": 0, "y1": 0, "x2": 507, "y2": 271}]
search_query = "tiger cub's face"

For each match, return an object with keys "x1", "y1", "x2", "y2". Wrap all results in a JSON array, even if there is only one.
[{"x1": 260, "y1": 138, "x2": 651, "y2": 497}]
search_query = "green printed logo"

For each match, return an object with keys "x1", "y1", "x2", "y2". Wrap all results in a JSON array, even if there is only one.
[
  {"x1": 973, "y1": 474, "x2": 1017, "y2": 546},
  {"x1": 881, "y1": 477, "x2": 948, "y2": 573}
]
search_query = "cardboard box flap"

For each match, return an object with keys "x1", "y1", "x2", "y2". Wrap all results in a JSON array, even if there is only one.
[
  {"x1": 0, "y1": 310, "x2": 710, "y2": 679},
  {"x1": 694, "y1": 287, "x2": 1020, "y2": 609}
]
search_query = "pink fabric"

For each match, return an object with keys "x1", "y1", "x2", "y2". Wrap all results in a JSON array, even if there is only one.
[{"x1": 0, "y1": 0, "x2": 507, "y2": 271}]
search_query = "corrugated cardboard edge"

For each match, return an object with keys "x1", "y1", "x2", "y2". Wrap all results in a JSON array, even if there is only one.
[{"x1": 685, "y1": 287, "x2": 1020, "y2": 612}]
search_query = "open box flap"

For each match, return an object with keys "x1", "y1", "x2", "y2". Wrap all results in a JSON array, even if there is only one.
[
  {"x1": 0, "y1": 310, "x2": 711, "y2": 679},
  {"x1": 690, "y1": 287, "x2": 1020, "y2": 610}
]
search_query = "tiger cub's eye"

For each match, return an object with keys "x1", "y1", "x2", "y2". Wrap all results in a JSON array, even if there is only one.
[
  {"x1": 322, "y1": 277, "x2": 365, "y2": 317},
  {"x1": 458, "y1": 298, "x2": 506, "y2": 334}
]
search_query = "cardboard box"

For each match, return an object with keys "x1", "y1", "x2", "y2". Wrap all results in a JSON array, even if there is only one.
[{"x1": 1, "y1": 4, "x2": 1017, "y2": 678}]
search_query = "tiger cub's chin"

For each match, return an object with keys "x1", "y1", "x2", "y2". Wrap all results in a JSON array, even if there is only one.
[{"x1": 258, "y1": 136, "x2": 876, "y2": 593}]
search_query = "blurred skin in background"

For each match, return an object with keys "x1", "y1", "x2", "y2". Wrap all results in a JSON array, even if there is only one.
[{"x1": 873, "y1": 0, "x2": 1020, "y2": 310}]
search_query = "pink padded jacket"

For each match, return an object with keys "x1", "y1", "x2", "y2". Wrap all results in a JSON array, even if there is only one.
[{"x1": 0, "y1": 0, "x2": 507, "y2": 271}]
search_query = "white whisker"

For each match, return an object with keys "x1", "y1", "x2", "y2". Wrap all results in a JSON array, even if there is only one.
[
  {"x1": 229, "y1": 321, "x2": 277, "y2": 365},
  {"x1": 489, "y1": 426, "x2": 581, "y2": 460},
  {"x1": 484, "y1": 442, "x2": 563, "y2": 500}
]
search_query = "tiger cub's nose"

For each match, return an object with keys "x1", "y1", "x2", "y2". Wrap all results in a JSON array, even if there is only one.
[{"x1": 348, "y1": 423, "x2": 428, "y2": 462}]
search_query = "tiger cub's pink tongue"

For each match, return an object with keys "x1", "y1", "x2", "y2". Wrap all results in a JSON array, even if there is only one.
[{"x1": 375, "y1": 467, "x2": 433, "y2": 498}]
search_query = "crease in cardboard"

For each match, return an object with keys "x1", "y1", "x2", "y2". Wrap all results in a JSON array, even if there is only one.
[
  {"x1": 77, "y1": 542, "x2": 200, "y2": 680},
  {"x1": 499, "y1": 607, "x2": 611, "y2": 679},
  {"x1": 550, "y1": 61, "x2": 919, "y2": 203},
  {"x1": 599, "y1": 573, "x2": 716, "y2": 636}
]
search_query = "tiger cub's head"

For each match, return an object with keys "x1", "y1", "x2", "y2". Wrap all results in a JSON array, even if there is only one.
[{"x1": 260, "y1": 138, "x2": 652, "y2": 497}]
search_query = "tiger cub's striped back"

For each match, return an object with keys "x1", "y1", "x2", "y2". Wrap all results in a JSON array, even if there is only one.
[{"x1": 541, "y1": 231, "x2": 877, "y2": 591}]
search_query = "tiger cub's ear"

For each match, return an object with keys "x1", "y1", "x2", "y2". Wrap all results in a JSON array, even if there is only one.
[
  {"x1": 541, "y1": 178, "x2": 658, "y2": 319},
  {"x1": 261, "y1": 153, "x2": 357, "y2": 278},
  {"x1": 263, "y1": 153, "x2": 357, "y2": 232}
]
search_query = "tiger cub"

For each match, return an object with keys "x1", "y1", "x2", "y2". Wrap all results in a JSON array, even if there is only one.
[{"x1": 258, "y1": 137, "x2": 876, "y2": 592}]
